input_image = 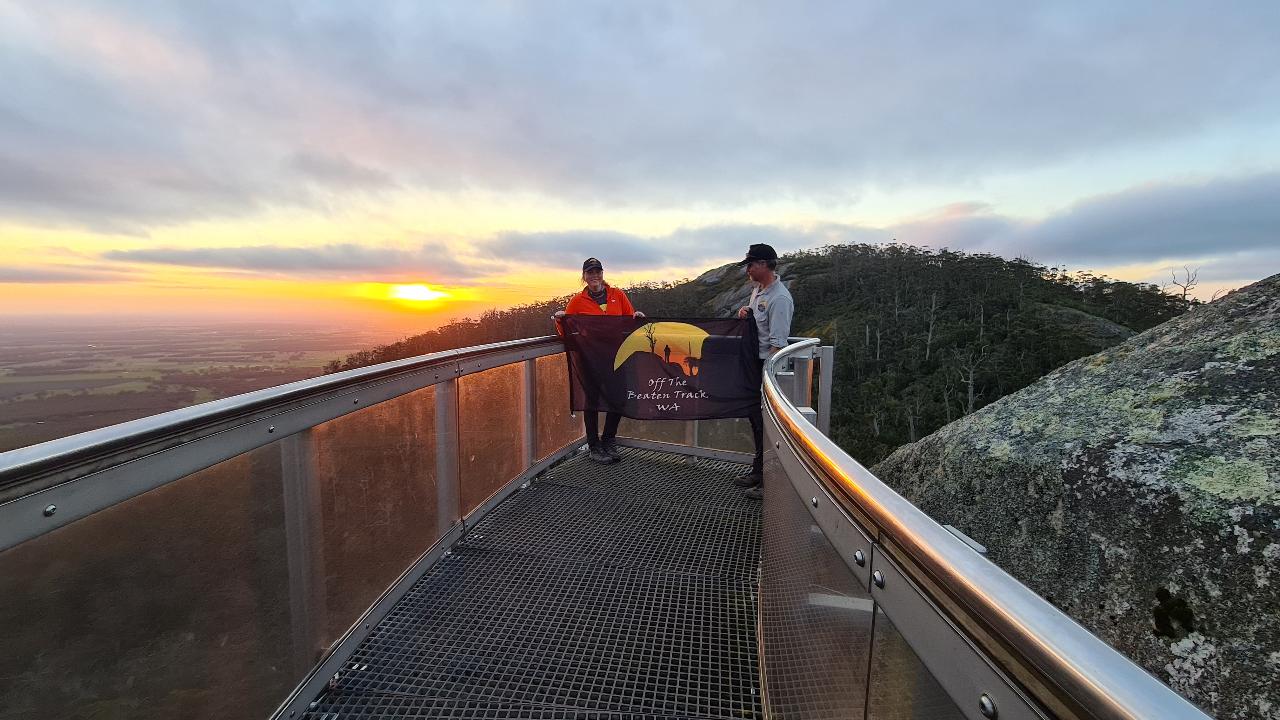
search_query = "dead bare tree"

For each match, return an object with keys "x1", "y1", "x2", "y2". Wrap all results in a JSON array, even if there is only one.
[
  {"x1": 903, "y1": 392, "x2": 924, "y2": 442},
  {"x1": 924, "y1": 291, "x2": 938, "y2": 361},
  {"x1": 1169, "y1": 266, "x2": 1200, "y2": 301},
  {"x1": 952, "y1": 345, "x2": 989, "y2": 415}
]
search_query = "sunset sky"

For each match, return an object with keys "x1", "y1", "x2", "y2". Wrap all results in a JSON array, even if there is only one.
[{"x1": 2, "y1": 2, "x2": 1278, "y2": 336}]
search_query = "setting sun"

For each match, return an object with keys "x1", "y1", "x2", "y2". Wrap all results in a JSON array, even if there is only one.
[{"x1": 390, "y1": 284, "x2": 449, "y2": 302}]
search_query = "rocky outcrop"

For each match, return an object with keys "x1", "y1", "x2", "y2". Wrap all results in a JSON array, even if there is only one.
[
  {"x1": 704, "y1": 262, "x2": 796, "y2": 317},
  {"x1": 1032, "y1": 302, "x2": 1135, "y2": 346},
  {"x1": 695, "y1": 263, "x2": 733, "y2": 285},
  {"x1": 873, "y1": 275, "x2": 1280, "y2": 720}
]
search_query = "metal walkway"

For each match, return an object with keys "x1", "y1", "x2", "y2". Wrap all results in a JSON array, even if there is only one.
[
  {"x1": 301, "y1": 446, "x2": 762, "y2": 719},
  {"x1": 0, "y1": 335, "x2": 1213, "y2": 720}
]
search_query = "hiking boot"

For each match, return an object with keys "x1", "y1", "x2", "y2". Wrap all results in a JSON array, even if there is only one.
[
  {"x1": 588, "y1": 446, "x2": 616, "y2": 464},
  {"x1": 602, "y1": 440, "x2": 623, "y2": 462},
  {"x1": 734, "y1": 470, "x2": 763, "y2": 487},
  {"x1": 744, "y1": 485, "x2": 763, "y2": 500}
]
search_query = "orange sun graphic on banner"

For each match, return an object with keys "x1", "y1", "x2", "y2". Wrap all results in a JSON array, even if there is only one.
[{"x1": 613, "y1": 322, "x2": 711, "y2": 374}]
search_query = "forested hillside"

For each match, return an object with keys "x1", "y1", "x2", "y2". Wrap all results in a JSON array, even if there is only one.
[{"x1": 325, "y1": 243, "x2": 1191, "y2": 465}]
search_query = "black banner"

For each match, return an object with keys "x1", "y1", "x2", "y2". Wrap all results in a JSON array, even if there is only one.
[{"x1": 562, "y1": 316, "x2": 762, "y2": 420}]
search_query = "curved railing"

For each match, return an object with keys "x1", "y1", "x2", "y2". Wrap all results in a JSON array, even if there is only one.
[
  {"x1": 0, "y1": 336, "x2": 586, "y2": 720},
  {"x1": 759, "y1": 338, "x2": 1211, "y2": 720},
  {"x1": 0, "y1": 333, "x2": 1215, "y2": 719}
]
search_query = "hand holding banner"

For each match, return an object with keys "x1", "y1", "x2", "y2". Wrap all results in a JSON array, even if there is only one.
[{"x1": 562, "y1": 316, "x2": 762, "y2": 420}]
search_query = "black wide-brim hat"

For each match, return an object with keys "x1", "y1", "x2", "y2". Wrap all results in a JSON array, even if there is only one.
[{"x1": 737, "y1": 243, "x2": 779, "y2": 265}]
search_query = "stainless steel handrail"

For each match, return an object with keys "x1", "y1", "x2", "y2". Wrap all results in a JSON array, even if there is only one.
[{"x1": 763, "y1": 338, "x2": 1210, "y2": 720}]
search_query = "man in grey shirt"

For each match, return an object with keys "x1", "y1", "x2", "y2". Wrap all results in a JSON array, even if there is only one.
[{"x1": 733, "y1": 243, "x2": 793, "y2": 499}]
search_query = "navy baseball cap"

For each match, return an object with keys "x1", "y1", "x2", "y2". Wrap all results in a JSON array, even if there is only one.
[{"x1": 737, "y1": 243, "x2": 778, "y2": 265}]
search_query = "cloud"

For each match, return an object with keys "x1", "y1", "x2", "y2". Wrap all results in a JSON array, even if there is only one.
[
  {"x1": 0, "y1": 266, "x2": 132, "y2": 283},
  {"x1": 0, "y1": 151, "x2": 267, "y2": 234},
  {"x1": 86, "y1": 170, "x2": 1276, "y2": 293},
  {"x1": 725, "y1": 172, "x2": 1278, "y2": 270},
  {"x1": 858, "y1": 174, "x2": 1280, "y2": 289},
  {"x1": 95, "y1": 223, "x2": 838, "y2": 282},
  {"x1": 481, "y1": 230, "x2": 663, "y2": 269},
  {"x1": 468, "y1": 170, "x2": 1280, "y2": 282},
  {"x1": 1, "y1": 2, "x2": 1278, "y2": 229},
  {"x1": 575, "y1": 172, "x2": 1280, "y2": 274},
  {"x1": 288, "y1": 151, "x2": 395, "y2": 189},
  {"x1": 482, "y1": 224, "x2": 816, "y2": 271},
  {"x1": 1004, "y1": 173, "x2": 1280, "y2": 263},
  {"x1": 103, "y1": 242, "x2": 484, "y2": 282},
  {"x1": 1170, "y1": 248, "x2": 1280, "y2": 285}
]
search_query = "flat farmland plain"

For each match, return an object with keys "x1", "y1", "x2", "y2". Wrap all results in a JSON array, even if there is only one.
[{"x1": 0, "y1": 322, "x2": 399, "y2": 453}]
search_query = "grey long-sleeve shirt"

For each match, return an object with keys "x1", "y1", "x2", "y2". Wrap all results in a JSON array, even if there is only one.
[{"x1": 749, "y1": 276, "x2": 793, "y2": 359}]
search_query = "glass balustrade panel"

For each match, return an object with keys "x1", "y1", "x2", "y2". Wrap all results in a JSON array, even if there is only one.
[
  {"x1": 617, "y1": 417, "x2": 687, "y2": 444},
  {"x1": 0, "y1": 443, "x2": 294, "y2": 720},
  {"x1": 696, "y1": 418, "x2": 755, "y2": 453},
  {"x1": 760, "y1": 451, "x2": 873, "y2": 718},
  {"x1": 458, "y1": 364, "x2": 524, "y2": 515},
  {"x1": 305, "y1": 385, "x2": 439, "y2": 650},
  {"x1": 866, "y1": 607, "x2": 965, "y2": 720},
  {"x1": 535, "y1": 354, "x2": 584, "y2": 459},
  {"x1": 0, "y1": 387, "x2": 445, "y2": 720}
]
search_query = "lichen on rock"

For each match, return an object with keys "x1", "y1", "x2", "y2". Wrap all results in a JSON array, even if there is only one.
[{"x1": 873, "y1": 274, "x2": 1280, "y2": 720}]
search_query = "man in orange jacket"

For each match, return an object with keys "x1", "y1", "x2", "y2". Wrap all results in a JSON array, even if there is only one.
[{"x1": 554, "y1": 257, "x2": 645, "y2": 464}]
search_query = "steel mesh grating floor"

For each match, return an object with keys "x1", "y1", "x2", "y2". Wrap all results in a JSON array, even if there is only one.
[{"x1": 303, "y1": 446, "x2": 762, "y2": 719}]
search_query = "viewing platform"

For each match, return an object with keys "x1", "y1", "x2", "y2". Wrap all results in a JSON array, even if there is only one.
[{"x1": 0, "y1": 336, "x2": 1211, "y2": 720}]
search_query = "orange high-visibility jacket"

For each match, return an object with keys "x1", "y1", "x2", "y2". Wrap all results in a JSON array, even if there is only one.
[{"x1": 557, "y1": 285, "x2": 635, "y2": 335}]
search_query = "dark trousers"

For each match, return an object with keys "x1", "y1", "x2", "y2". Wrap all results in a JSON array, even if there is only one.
[
  {"x1": 747, "y1": 407, "x2": 764, "y2": 474},
  {"x1": 747, "y1": 358, "x2": 765, "y2": 474},
  {"x1": 584, "y1": 411, "x2": 622, "y2": 448}
]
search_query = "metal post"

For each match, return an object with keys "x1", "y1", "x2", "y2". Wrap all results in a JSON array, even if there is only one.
[
  {"x1": 683, "y1": 419, "x2": 700, "y2": 448},
  {"x1": 521, "y1": 359, "x2": 537, "y2": 467},
  {"x1": 281, "y1": 429, "x2": 327, "y2": 677},
  {"x1": 775, "y1": 370, "x2": 797, "y2": 405},
  {"x1": 793, "y1": 354, "x2": 814, "y2": 408},
  {"x1": 817, "y1": 345, "x2": 834, "y2": 437},
  {"x1": 435, "y1": 376, "x2": 461, "y2": 531}
]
